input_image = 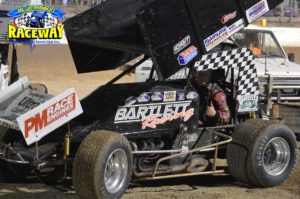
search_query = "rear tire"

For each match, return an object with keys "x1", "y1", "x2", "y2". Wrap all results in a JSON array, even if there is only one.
[
  {"x1": 73, "y1": 131, "x2": 133, "y2": 199},
  {"x1": 227, "y1": 119, "x2": 297, "y2": 187}
]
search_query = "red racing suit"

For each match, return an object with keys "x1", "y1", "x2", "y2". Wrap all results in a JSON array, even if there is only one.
[{"x1": 206, "y1": 84, "x2": 231, "y2": 125}]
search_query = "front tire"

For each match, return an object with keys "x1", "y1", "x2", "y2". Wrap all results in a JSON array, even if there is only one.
[
  {"x1": 227, "y1": 119, "x2": 297, "y2": 187},
  {"x1": 73, "y1": 131, "x2": 133, "y2": 199}
]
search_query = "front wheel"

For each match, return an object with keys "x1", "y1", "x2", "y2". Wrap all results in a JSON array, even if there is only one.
[
  {"x1": 73, "y1": 130, "x2": 133, "y2": 199},
  {"x1": 227, "y1": 119, "x2": 297, "y2": 187}
]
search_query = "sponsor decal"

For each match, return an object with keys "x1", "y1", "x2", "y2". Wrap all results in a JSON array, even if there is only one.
[
  {"x1": 17, "y1": 88, "x2": 83, "y2": 145},
  {"x1": 7, "y1": 5, "x2": 65, "y2": 44},
  {"x1": 246, "y1": 0, "x2": 269, "y2": 23},
  {"x1": 186, "y1": 91, "x2": 199, "y2": 100},
  {"x1": 137, "y1": 93, "x2": 150, "y2": 103},
  {"x1": 114, "y1": 101, "x2": 194, "y2": 128},
  {"x1": 141, "y1": 108, "x2": 194, "y2": 129},
  {"x1": 238, "y1": 94, "x2": 258, "y2": 112},
  {"x1": 125, "y1": 96, "x2": 136, "y2": 106},
  {"x1": 4, "y1": 89, "x2": 51, "y2": 116},
  {"x1": 177, "y1": 91, "x2": 185, "y2": 101},
  {"x1": 177, "y1": 45, "x2": 198, "y2": 65},
  {"x1": 221, "y1": 95, "x2": 226, "y2": 102},
  {"x1": 173, "y1": 35, "x2": 191, "y2": 54},
  {"x1": 221, "y1": 11, "x2": 237, "y2": 24},
  {"x1": 151, "y1": 92, "x2": 164, "y2": 102},
  {"x1": 203, "y1": 19, "x2": 244, "y2": 52},
  {"x1": 227, "y1": 19, "x2": 245, "y2": 35},
  {"x1": 203, "y1": 27, "x2": 228, "y2": 51},
  {"x1": 164, "y1": 91, "x2": 176, "y2": 102}
]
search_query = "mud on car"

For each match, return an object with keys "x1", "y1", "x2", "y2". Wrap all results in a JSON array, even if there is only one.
[{"x1": 0, "y1": 0, "x2": 297, "y2": 199}]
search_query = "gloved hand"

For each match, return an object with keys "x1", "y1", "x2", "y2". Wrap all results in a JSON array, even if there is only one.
[{"x1": 206, "y1": 102, "x2": 216, "y2": 117}]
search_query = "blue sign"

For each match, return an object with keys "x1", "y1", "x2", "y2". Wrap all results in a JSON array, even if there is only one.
[{"x1": 177, "y1": 45, "x2": 198, "y2": 65}]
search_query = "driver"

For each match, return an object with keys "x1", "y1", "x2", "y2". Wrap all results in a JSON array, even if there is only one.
[
  {"x1": 245, "y1": 33, "x2": 262, "y2": 57},
  {"x1": 195, "y1": 70, "x2": 231, "y2": 126},
  {"x1": 248, "y1": 41, "x2": 261, "y2": 57}
]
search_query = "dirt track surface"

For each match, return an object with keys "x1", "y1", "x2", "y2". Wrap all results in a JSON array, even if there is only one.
[
  {"x1": 16, "y1": 44, "x2": 135, "y2": 99},
  {"x1": 0, "y1": 165, "x2": 299, "y2": 199},
  {"x1": 0, "y1": 45, "x2": 299, "y2": 199}
]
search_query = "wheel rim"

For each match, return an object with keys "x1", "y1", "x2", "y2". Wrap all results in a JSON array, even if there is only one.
[
  {"x1": 262, "y1": 137, "x2": 290, "y2": 176},
  {"x1": 104, "y1": 149, "x2": 128, "y2": 194}
]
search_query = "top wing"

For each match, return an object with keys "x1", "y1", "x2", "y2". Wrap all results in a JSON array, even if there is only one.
[{"x1": 64, "y1": 0, "x2": 283, "y2": 79}]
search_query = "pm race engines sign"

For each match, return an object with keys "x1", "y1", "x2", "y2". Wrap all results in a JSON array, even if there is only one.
[
  {"x1": 17, "y1": 88, "x2": 83, "y2": 145},
  {"x1": 7, "y1": 5, "x2": 65, "y2": 45}
]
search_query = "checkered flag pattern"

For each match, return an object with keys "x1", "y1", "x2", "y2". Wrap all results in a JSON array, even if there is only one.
[
  {"x1": 237, "y1": 59, "x2": 259, "y2": 97},
  {"x1": 16, "y1": 13, "x2": 56, "y2": 28},
  {"x1": 16, "y1": 14, "x2": 31, "y2": 27},
  {"x1": 194, "y1": 48, "x2": 259, "y2": 98},
  {"x1": 41, "y1": 15, "x2": 57, "y2": 27}
]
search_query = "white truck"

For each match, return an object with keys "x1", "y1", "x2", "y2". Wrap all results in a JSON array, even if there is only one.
[{"x1": 135, "y1": 27, "x2": 300, "y2": 138}]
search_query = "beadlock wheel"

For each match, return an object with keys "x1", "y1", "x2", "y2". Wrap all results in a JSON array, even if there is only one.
[
  {"x1": 263, "y1": 137, "x2": 291, "y2": 176},
  {"x1": 104, "y1": 149, "x2": 128, "y2": 194},
  {"x1": 73, "y1": 131, "x2": 133, "y2": 199},
  {"x1": 227, "y1": 120, "x2": 297, "y2": 187}
]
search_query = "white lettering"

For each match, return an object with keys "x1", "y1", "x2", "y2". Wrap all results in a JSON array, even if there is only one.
[
  {"x1": 114, "y1": 102, "x2": 192, "y2": 123},
  {"x1": 115, "y1": 108, "x2": 127, "y2": 121}
]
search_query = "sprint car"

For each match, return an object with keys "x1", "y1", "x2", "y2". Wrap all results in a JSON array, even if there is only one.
[
  {"x1": 25, "y1": 11, "x2": 47, "y2": 28},
  {"x1": 0, "y1": 0, "x2": 297, "y2": 199}
]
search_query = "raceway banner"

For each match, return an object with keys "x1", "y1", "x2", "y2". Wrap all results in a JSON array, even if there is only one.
[{"x1": 17, "y1": 88, "x2": 83, "y2": 145}]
